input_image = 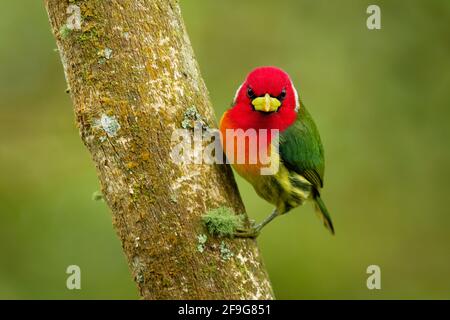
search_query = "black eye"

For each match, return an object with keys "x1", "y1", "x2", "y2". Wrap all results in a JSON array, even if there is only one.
[
  {"x1": 278, "y1": 88, "x2": 287, "y2": 101},
  {"x1": 247, "y1": 86, "x2": 256, "y2": 99}
]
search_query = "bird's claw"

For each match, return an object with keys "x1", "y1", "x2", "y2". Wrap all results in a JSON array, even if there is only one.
[{"x1": 234, "y1": 227, "x2": 260, "y2": 238}]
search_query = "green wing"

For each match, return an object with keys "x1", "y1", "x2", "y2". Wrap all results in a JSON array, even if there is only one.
[
  {"x1": 279, "y1": 104, "x2": 325, "y2": 191},
  {"x1": 278, "y1": 103, "x2": 334, "y2": 234}
]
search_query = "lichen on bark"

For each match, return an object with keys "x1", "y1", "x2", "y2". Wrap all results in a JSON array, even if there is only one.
[{"x1": 45, "y1": 0, "x2": 274, "y2": 299}]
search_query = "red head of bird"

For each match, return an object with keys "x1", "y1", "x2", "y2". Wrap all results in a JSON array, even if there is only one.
[
  {"x1": 226, "y1": 66, "x2": 300, "y2": 132},
  {"x1": 219, "y1": 67, "x2": 300, "y2": 174}
]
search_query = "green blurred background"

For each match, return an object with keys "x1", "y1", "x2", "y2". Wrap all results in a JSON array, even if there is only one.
[{"x1": 1, "y1": 0, "x2": 449, "y2": 299}]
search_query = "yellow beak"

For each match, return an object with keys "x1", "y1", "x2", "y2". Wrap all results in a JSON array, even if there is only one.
[{"x1": 252, "y1": 93, "x2": 281, "y2": 112}]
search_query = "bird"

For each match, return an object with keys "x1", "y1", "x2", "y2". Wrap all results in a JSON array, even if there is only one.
[{"x1": 219, "y1": 66, "x2": 334, "y2": 237}]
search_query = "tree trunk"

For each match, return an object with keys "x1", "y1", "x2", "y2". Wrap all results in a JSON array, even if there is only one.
[{"x1": 45, "y1": 0, "x2": 274, "y2": 299}]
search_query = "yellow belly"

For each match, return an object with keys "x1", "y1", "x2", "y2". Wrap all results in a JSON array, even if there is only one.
[{"x1": 233, "y1": 161, "x2": 313, "y2": 214}]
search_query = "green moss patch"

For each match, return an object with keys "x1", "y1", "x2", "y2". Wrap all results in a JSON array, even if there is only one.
[{"x1": 202, "y1": 207, "x2": 243, "y2": 238}]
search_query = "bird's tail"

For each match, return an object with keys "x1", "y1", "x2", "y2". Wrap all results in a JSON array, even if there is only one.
[{"x1": 314, "y1": 196, "x2": 335, "y2": 235}]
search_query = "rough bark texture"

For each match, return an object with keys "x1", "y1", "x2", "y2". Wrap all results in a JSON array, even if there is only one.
[{"x1": 45, "y1": 0, "x2": 274, "y2": 299}]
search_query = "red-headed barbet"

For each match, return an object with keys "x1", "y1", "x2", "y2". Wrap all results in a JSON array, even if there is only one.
[{"x1": 219, "y1": 66, "x2": 334, "y2": 237}]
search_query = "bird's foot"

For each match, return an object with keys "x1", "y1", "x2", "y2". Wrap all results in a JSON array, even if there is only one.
[{"x1": 234, "y1": 226, "x2": 260, "y2": 238}]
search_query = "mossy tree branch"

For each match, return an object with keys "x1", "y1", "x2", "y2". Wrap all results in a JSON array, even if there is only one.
[{"x1": 45, "y1": 0, "x2": 274, "y2": 299}]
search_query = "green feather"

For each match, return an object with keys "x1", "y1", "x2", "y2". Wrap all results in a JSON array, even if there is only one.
[
  {"x1": 314, "y1": 195, "x2": 335, "y2": 235},
  {"x1": 279, "y1": 103, "x2": 324, "y2": 190},
  {"x1": 279, "y1": 102, "x2": 334, "y2": 234}
]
